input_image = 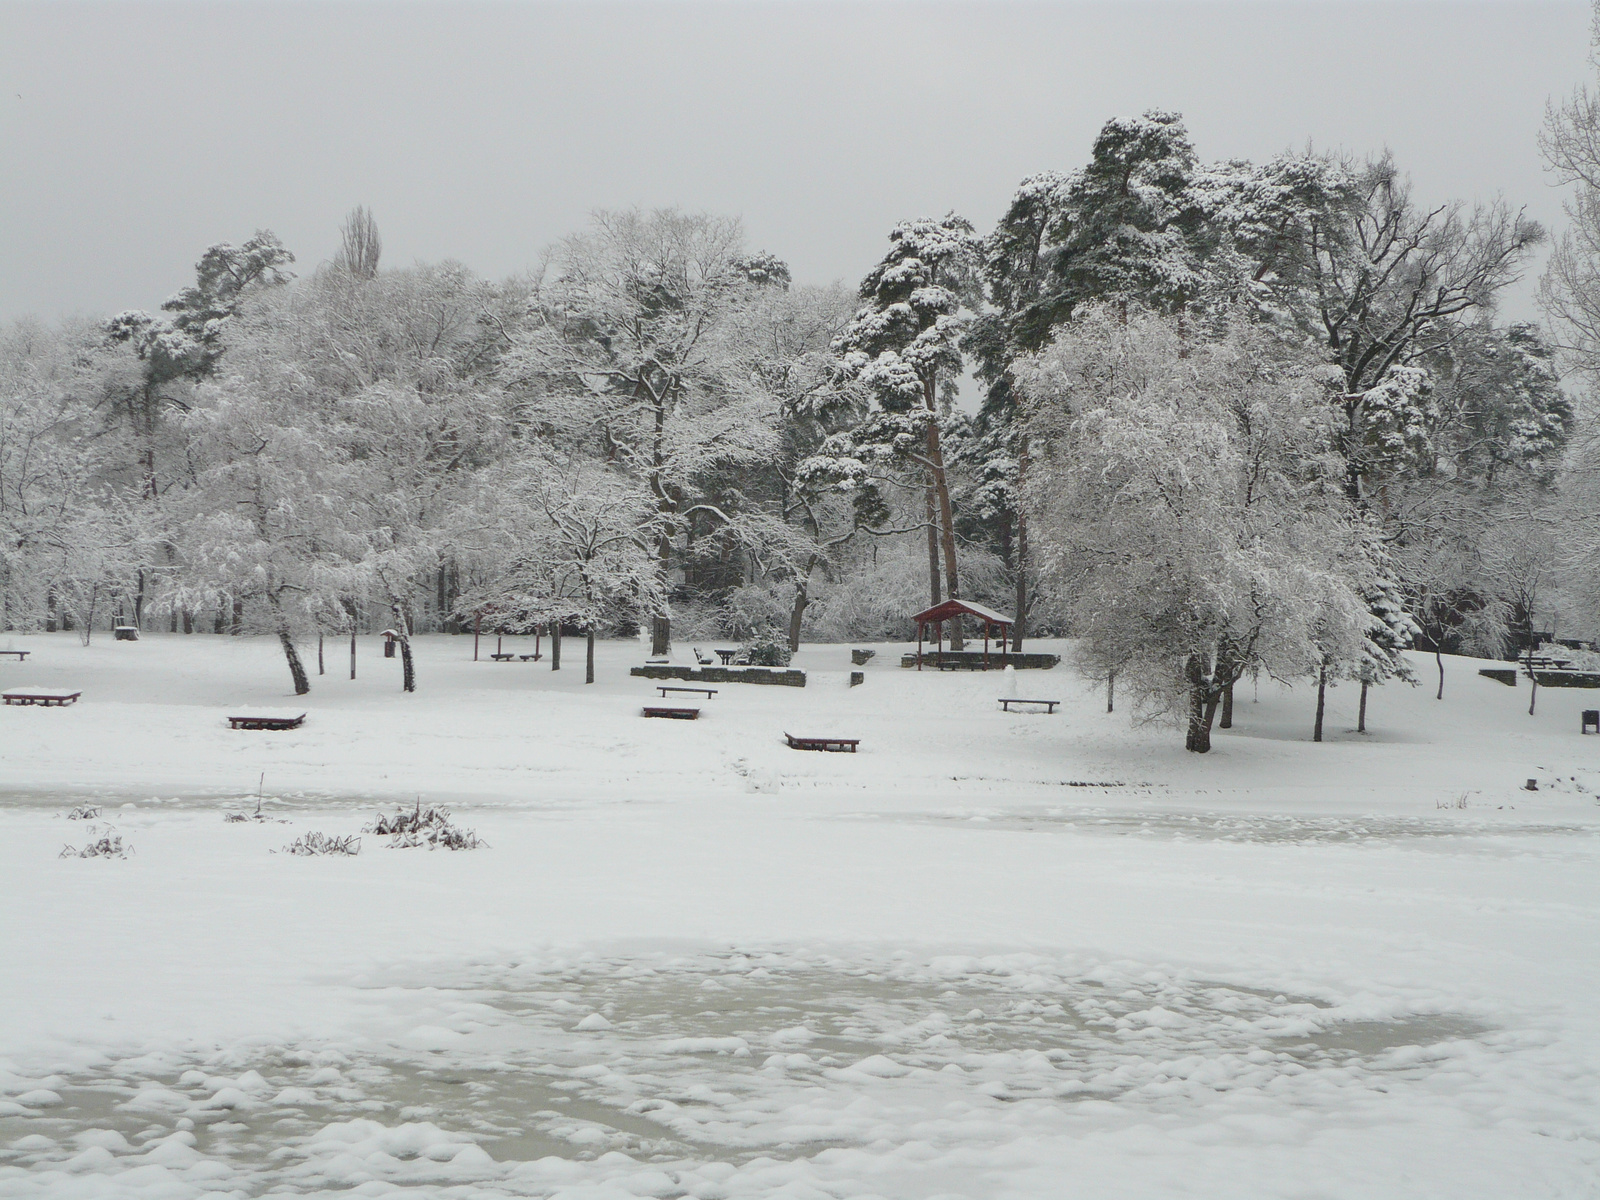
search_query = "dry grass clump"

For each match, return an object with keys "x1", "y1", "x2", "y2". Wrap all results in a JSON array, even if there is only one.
[
  {"x1": 61, "y1": 827, "x2": 128, "y2": 858},
  {"x1": 281, "y1": 831, "x2": 361, "y2": 856},
  {"x1": 365, "y1": 801, "x2": 486, "y2": 850},
  {"x1": 65, "y1": 805, "x2": 101, "y2": 820}
]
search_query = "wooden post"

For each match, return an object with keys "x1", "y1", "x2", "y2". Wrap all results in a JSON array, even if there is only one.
[
  {"x1": 350, "y1": 626, "x2": 356, "y2": 680},
  {"x1": 917, "y1": 622, "x2": 923, "y2": 671},
  {"x1": 318, "y1": 634, "x2": 324, "y2": 676},
  {"x1": 984, "y1": 624, "x2": 990, "y2": 669},
  {"x1": 473, "y1": 611, "x2": 480, "y2": 661}
]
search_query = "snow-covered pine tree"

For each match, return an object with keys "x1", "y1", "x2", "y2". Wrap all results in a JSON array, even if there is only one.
[{"x1": 825, "y1": 214, "x2": 982, "y2": 645}]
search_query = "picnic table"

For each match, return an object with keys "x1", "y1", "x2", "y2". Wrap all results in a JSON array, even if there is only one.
[
  {"x1": 715, "y1": 648, "x2": 739, "y2": 665},
  {"x1": 1525, "y1": 654, "x2": 1575, "y2": 671},
  {"x1": 785, "y1": 732, "x2": 859, "y2": 753},
  {"x1": 659, "y1": 686, "x2": 717, "y2": 699},
  {"x1": 999, "y1": 698, "x2": 1059, "y2": 713},
  {"x1": 0, "y1": 650, "x2": 29, "y2": 660},
  {"x1": 228, "y1": 712, "x2": 306, "y2": 730},
  {"x1": 3, "y1": 688, "x2": 79, "y2": 706},
  {"x1": 643, "y1": 706, "x2": 699, "y2": 720}
]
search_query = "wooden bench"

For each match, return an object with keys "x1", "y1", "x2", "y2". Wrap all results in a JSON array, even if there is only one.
[
  {"x1": 658, "y1": 686, "x2": 717, "y2": 699},
  {"x1": 1525, "y1": 655, "x2": 1574, "y2": 671},
  {"x1": 3, "y1": 689, "x2": 79, "y2": 706},
  {"x1": 0, "y1": 650, "x2": 29, "y2": 660},
  {"x1": 999, "y1": 698, "x2": 1059, "y2": 713},
  {"x1": 518, "y1": 653, "x2": 542, "y2": 662},
  {"x1": 489, "y1": 653, "x2": 517, "y2": 661},
  {"x1": 785, "y1": 732, "x2": 859, "y2": 753},
  {"x1": 642, "y1": 706, "x2": 700, "y2": 720},
  {"x1": 228, "y1": 713, "x2": 306, "y2": 730}
]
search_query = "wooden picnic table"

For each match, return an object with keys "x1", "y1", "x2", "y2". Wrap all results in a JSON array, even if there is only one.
[
  {"x1": 643, "y1": 705, "x2": 699, "y2": 720},
  {"x1": 3, "y1": 689, "x2": 79, "y2": 706},
  {"x1": 785, "y1": 732, "x2": 859, "y2": 753},
  {"x1": 228, "y1": 713, "x2": 306, "y2": 730},
  {"x1": 715, "y1": 648, "x2": 739, "y2": 665},
  {"x1": 999, "y1": 698, "x2": 1059, "y2": 713},
  {"x1": 659, "y1": 686, "x2": 717, "y2": 698},
  {"x1": 0, "y1": 650, "x2": 29, "y2": 660}
]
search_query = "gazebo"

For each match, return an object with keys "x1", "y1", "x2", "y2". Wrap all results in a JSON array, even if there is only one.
[{"x1": 911, "y1": 599, "x2": 1015, "y2": 670}]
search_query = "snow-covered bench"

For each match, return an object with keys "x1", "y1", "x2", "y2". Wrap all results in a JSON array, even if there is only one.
[
  {"x1": 3, "y1": 688, "x2": 80, "y2": 706},
  {"x1": 228, "y1": 712, "x2": 306, "y2": 731}
]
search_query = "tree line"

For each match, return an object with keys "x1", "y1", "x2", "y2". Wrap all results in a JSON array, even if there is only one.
[{"x1": 4, "y1": 108, "x2": 1597, "y2": 750}]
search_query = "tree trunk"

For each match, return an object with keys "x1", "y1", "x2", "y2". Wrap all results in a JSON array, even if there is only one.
[
  {"x1": 1358, "y1": 679, "x2": 1369, "y2": 733},
  {"x1": 924, "y1": 379, "x2": 962, "y2": 649},
  {"x1": 389, "y1": 599, "x2": 415, "y2": 693},
  {"x1": 1313, "y1": 663, "x2": 1327, "y2": 742},
  {"x1": 651, "y1": 525, "x2": 672, "y2": 655},
  {"x1": 1435, "y1": 645, "x2": 1445, "y2": 700},
  {"x1": 231, "y1": 598, "x2": 243, "y2": 636},
  {"x1": 787, "y1": 556, "x2": 818, "y2": 653},
  {"x1": 1185, "y1": 684, "x2": 1216, "y2": 753},
  {"x1": 1106, "y1": 671, "x2": 1114, "y2": 714},
  {"x1": 586, "y1": 628, "x2": 596, "y2": 684},
  {"x1": 552, "y1": 623, "x2": 562, "y2": 671},
  {"x1": 925, "y1": 484, "x2": 941, "y2": 608},
  {"x1": 317, "y1": 634, "x2": 324, "y2": 675},
  {"x1": 350, "y1": 625, "x2": 357, "y2": 679},
  {"x1": 1220, "y1": 683, "x2": 1233, "y2": 729},
  {"x1": 182, "y1": 609, "x2": 192, "y2": 634},
  {"x1": 277, "y1": 629, "x2": 310, "y2": 696},
  {"x1": 1529, "y1": 677, "x2": 1538, "y2": 716}
]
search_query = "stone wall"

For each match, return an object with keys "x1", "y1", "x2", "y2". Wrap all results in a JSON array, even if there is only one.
[
  {"x1": 630, "y1": 665, "x2": 806, "y2": 687},
  {"x1": 900, "y1": 651, "x2": 1060, "y2": 670}
]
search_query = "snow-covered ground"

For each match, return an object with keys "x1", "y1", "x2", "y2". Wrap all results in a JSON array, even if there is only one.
[{"x1": 2, "y1": 632, "x2": 1598, "y2": 1198}]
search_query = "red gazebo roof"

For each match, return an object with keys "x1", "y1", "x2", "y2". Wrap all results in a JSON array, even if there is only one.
[{"x1": 911, "y1": 599, "x2": 1014, "y2": 627}]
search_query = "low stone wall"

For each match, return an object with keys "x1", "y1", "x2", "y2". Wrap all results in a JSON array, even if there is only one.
[
  {"x1": 1478, "y1": 668, "x2": 1518, "y2": 686},
  {"x1": 1532, "y1": 670, "x2": 1600, "y2": 688},
  {"x1": 630, "y1": 665, "x2": 806, "y2": 687},
  {"x1": 900, "y1": 651, "x2": 1061, "y2": 670}
]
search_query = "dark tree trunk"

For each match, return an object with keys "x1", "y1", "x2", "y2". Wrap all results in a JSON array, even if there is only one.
[
  {"x1": 278, "y1": 629, "x2": 310, "y2": 696},
  {"x1": 787, "y1": 558, "x2": 816, "y2": 654},
  {"x1": 586, "y1": 628, "x2": 595, "y2": 684},
  {"x1": 1358, "y1": 679, "x2": 1369, "y2": 733},
  {"x1": 649, "y1": 614, "x2": 667, "y2": 658},
  {"x1": 552, "y1": 623, "x2": 562, "y2": 671},
  {"x1": 317, "y1": 634, "x2": 324, "y2": 675},
  {"x1": 1012, "y1": 520, "x2": 1028, "y2": 652},
  {"x1": 1184, "y1": 655, "x2": 1226, "y2": 753},
  {"x1": 1313, "y1": 663, "x2": 1327, "y2": 742},
  {"x1": 923, "y1": 378, "x2": 962, "y2": 649},
  {"x1": 390, "y1": 600, "x2": 415, "y2": 693},
  {"x1": 182, "y1": 609, "x2": 192, "y2": 634},
  {"x1": 1529, "y1": 678, "x2": 1538, "y2": 716},
  {"x1": 231, "y1": 598, "x2": 243, "y2": 636},
  {"x1": 1106, "y1": 671, "x2": 1115, "y2": 714},
  {"x1": 1435, "y1": 646, "x2": 1444, "y2": 700},
  {"x1": 925, "y1": 484, "x2": 941, "y2": 608},
  {"x1": 1186, "y1": 685, "x2": 1219, "y2": 753},
  {"x1": 1220, "y1": 683, "x2": 1233, "y2": 729}
]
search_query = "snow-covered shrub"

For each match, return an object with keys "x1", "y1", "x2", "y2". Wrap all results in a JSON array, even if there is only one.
[
  {"x1": 282, "y1": 832, "x2": 360, "y2": 856},
  {"x1": 742, "y1": 630, "x2": 792, "y2": 667},
  {"x1": 64, "y1": 805, "x2": 101, "y2": 820},
  {"x1": 364, "y1": 802, "x2": 486, "y2": 850},
  {"x1": 60, "y1": 827, "x2": 128, "y2": 858}
]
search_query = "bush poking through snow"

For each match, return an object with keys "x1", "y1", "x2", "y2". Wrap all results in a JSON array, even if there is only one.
[
  {"x1": 60, "y1": 827, "x2": 128, "y2": 858},
  {"x1": 282, "y1": 832, "x2": 361, "y2": 856},
  {"x1": 364, "y1": 802, "x2": 486, "y2": 850},
  {"x1": 64, "y1": 805, "x2": 101, "y2": 820}
]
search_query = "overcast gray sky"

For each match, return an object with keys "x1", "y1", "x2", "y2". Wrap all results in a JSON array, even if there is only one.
[{"x1": 0, "y1": 0, "x2": 1591, "y2": 326}]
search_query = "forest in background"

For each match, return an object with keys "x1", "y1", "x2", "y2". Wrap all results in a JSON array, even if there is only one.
[{"x1": 7, "y1": 97, "x2": 1600, "y2": 752}]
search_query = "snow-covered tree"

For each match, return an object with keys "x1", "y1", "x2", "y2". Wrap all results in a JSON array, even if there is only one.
[
  {"x1": 1019, "y1": 307, "x2": 1368, "y2": 753},
  {"x1": 501, "y1": 209, "x2": 784, "y2": 655},
  {"x1": 816, "y1": 214, "x2": 982, "y2": 643}
]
